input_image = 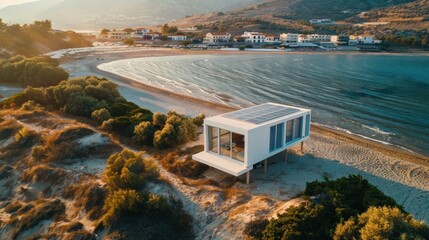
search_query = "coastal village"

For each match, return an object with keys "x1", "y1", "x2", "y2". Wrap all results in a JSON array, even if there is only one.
[{"x1": 94, "y1": 19, "x2": 384, "y2": 51}]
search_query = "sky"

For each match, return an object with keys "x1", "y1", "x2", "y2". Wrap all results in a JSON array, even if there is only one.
[{"x1": 0, "y1": 0, "x2": 38, "y2": 9}]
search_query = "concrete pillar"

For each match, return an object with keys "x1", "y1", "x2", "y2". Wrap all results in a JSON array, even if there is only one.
[
  {"x1": 264, "y1": 159, "x2": 268, "y2": 175},
  {"x1": 301, "y1": 142, "x2": 304, "y2": 152},
  {"x1": 246, "y1": 171, "x2": 250, "y2": 184}
]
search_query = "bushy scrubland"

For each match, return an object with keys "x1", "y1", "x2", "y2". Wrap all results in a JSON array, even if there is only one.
[
  {"x1": 245, "y1": 175, "x2": 429, "y2": 240},
  {"x1": 1, "y1": 75, "x2": 203, "y2": 148},
  {"x1": 0, "y1": 55, "x2": 68, "y2": 87},
  {"x1": 102, "y1": 149, "x2": 194, "y2": 239}
]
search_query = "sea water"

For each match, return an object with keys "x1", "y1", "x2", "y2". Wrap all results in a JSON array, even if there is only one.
[{"x1": 98, "y1": 54, "x2": 429, "y2": 156}]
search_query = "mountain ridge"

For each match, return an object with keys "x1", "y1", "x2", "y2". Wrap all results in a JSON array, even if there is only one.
[{"x1": 0, "y1": 0, "x2": 265, "y2": 30}]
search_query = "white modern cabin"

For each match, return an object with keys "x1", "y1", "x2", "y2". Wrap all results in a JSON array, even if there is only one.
[{"x1": 193, "y1": 103, "x2": 311, "y2": 184}]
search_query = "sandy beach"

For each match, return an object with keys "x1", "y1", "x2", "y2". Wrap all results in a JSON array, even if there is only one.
[{"x1": 59, "y1": 47, "x2": 429, "y2": 226}]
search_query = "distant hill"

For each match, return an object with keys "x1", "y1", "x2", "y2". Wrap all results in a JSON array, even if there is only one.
[
  {"x1": 347, "y1": 0, "x2": 429, "y2": 31},
  {"x1": 0, "y1": 20, "x2": 91, "y2": 57},
  {"x1": 171, "y1": 0, "x2": 419, "y2": 34},
  {"x1": 0, "y1": 0, "x2": 265, "y2": 30}
]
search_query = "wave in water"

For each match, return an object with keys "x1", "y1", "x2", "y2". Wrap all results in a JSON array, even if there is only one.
[{"x1": 98, "y1": 54, "x2": 429, "y2": 156}]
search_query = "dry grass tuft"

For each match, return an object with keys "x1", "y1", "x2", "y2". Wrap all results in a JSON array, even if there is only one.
[
  {"x1": 157, "y1": 150, "x2": 208, "y2": 179},
  {"x1": 21, "y1": 164, "x2": 68, "y2": 184},
  {"x1": 32, "y1": 126, "x2": 120, "y2": 163},
  {"x1": 63, "y1": 181, "x2": 108, "y2": 221}
]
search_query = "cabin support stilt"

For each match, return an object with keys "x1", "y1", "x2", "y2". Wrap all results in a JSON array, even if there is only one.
[
  {"x1": 285, "y1": 150, "x2": 289, "y2": 163},
  {"x1": 264, "y1": 159, "x2": 268, "y2": 175},
  {"x1": 301, "y1": 142, "x2": 304, "y2": 152},
  {"x1": 246, "y1": 171, "x2": 250, "y2": 184}
]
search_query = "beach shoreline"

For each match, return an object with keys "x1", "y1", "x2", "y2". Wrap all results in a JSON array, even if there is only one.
[{"x1": 60, "y1": 48, "x2": 429, "y2": 164}]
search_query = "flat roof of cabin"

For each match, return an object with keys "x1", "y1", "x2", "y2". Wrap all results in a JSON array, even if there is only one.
[{"x1": 205, "y1": 103, "x2": 310, "y2": 131}]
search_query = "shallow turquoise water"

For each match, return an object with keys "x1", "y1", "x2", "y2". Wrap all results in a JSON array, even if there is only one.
[{"x1": 99, "y1": 54, "x2": 429, "y2": 155}]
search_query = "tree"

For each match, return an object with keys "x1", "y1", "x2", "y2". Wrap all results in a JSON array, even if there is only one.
[
  {"x1": 167, "y1": 26, "x2": 178, "y2": 34},
  {"x1": 161, "y1": 24, "x2": 169, "y2": 35},
  {"x1": 64, "y1": 92, "x2": 107, "y2": 117},
  {"x1": 104, "y1": 149, "x2": 159, "y2": 191},
  {"x1": 123, "y1": 28, "x2": 133, "y2": 34},
  {"x1": 123, "y1": 38, "x2": 135, "y2": 46},
  {"x1": 133, "y1": 121, "x2": 156, "y2": 146},
  {"x1": 101, "y1": 29, "x2": 110, "y2": 34},
  {"x1": 91, "y1": 108, "x2": 111, "y2": 124},
  {"x1": 193, "y1": 113, "x2": 205, "y2": 127},
  {"x1": 103, "y1": 189, "x2": 143, "y2": 225},
  {"x1": 422, "y1": 36, "x2": 428, "y2": 46},
  {"x1": 153, "y1": 112, "x2": 167, "y2": 128},
  {"x1": 334, "y1": 206, "x2": 429, "y2": 240}
]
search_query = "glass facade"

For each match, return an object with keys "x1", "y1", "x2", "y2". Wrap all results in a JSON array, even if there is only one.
[
  {"x1": 269, "y1": 123, "x2": 285, "y2": 152},
  {"x1": 207, "y1": 125, "x2": 245, "y2": 162},
  {"x1": 269, "y1": 126, "x2": 276, "y2": 152},
  {"x1": 276, "y1": 123, "x2": 284, "y2": 149},
  {"x1": 293, "y1": 117, "x2": 302, "y2": 140},
  {"x1": 208, "y1": 126, "x2": 218, "y2": 153},
  {"x1": 220, "y1": 129, "x2": 231, "y2": 157},
  {"x1": 305, "y1": 114, "x2": 310, "y2": 137},
  {"x1": 286, "y1": 120, "x2": 293, "y2": 143}
]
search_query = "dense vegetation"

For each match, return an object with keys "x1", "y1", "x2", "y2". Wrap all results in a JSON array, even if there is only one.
[
  {"x1": 0, "y1": 19, "x2": 90, "y2": 57},
  {"x1": 245, "y1": 175, "x2": 428, "y2": 240},
  {"x1": 0, "y1": 55, "x2": 68, "y2": 87},
  {"x1": 334, "y1": 206, "x2": 429, "y2": 240},
  {"x1": 102, "y1": 150, "x2": 193, "y2": 239},
  {"x1": 1, "y1": 75, "x2": 201, "y2": 148}
]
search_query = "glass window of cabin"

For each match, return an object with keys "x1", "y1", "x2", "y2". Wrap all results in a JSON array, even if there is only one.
[
  {"x1": 293, "y1": 117, "x2": 303, "y2": 140},
  {"x1": 305, "y1": 114, "x2": 310, "y2": 137},
  {"x1": 286, "y1": 120, "x2": 294, "y2": 143},
  {"x1": 220, "y1": 129, "x2": 231, "y2": 157},
  {"x1": 276, "y1": 123, "x2": 284, "y2": 149},
  {"x1": 269, "y1": 126, "x2": 276, "y2": 152},
  {"x1": 208, "y1": 126, "x2": 218, "y2": 153},
  {"x1": 232, "y1": 132, "x2": 245, "y2": 162}
]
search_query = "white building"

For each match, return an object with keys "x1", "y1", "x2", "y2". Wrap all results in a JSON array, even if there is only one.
[
  {"x1": 193, "y1": 103, "x2": 311, "y2": 183},
  {"x1": 168, "y1": 35, "x2": 188, "y2": 41},
  {"x1": 132, "y1": 28, "x2": 150, "y2": 38},
  {"x1": 349, "y1": 35, "x2": 375, "y2": 45},
  {"x1": 265, "y1": 36, "x2": 281, "y2": 44},
  {"x1": 203, "y1": 32, "x2": 232, "y2": 43},
  {"x1": 309, "y1": 19, "x2": 332, "y2": 24},
  {"x1": 107, "y1": 30, "x2": 131, "y2": 39},
  {"x1": 242, "y1": 32, "x2": 266, "y2": 44},
  {"x1": 298, "y1": 34, "x2": 310, "y2": 43},
  {"x1": 331, "y1": 35, "x2": 350, "y2": 45},
  {"x1": 280, "y1": 33, "x2": 299, "y2": 44},
  {"x1": 307, "y1": 34, "x2": 332, "y2": 43}
]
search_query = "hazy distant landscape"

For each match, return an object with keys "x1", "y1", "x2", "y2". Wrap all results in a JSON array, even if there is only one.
[
  {"x1": 0, "y1": 1, "x2": 428, "y2": 239},
  {"x1": 0, "y1": 0, "x2": 264, "y2": 29}
]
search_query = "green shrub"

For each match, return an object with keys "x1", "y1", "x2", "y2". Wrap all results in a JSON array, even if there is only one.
[
  {"x1": 193, "y1": 113, "x2": 205, "y2": 127},
  {"x1": 104, "y1": 149, "x2": 159, "y2": 191},
  {"x1": 64, "y1": 92, "x2": 108, "y2": 117},
  {"x1": 133, "y1": 121, "x2": 156, "y2": 146},
  {"x1": 103, "y1": 189, "x2": 143, "y2": 225},
  {"x1": 244, "y1": 219, "x2": 269, "y2": 239},
  {"x1": 91, "y1": 108, "x2": 111, "y2": 124},
  {"x1": 262, "y1": 175, "x2": 405, "y2": 240},
  {"x1": 14, "y1": 127, "x2": 36, "y2": 144},
  {"x1": 334, "y1": 206, "x2": 429, "y2": 240},
  {"x1": 153, "y1": 112, "x2": 167, "y2": 128},
  {"x1": 20, "y1": 100, "x2": 42, "y2": 111},
  {"x1": 154, "y1": 113, "x2": 197, "y2": 148}
]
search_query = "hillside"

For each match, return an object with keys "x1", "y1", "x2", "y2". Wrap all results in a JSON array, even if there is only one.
[
  {"x1": 348, "y1": 0, "x2": 429, "y2": 31},
  {"x1": 0, "y1": 0, "x2": 265, "y2": 30},
  {"x1": 0, "y1": 20, "x2": 91, "y2": 57},
  {"x1": 171, "y1": 0, "x2": 427, "y2": 41}
]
